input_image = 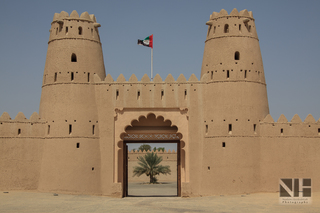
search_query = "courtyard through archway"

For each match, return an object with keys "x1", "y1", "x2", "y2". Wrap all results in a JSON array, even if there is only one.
[
  {"x1": 123, "y1": 142, "x2": 180, "y2": 197},
  {"x1": 119, "y1": 113, "x2": 183, "y2": 197}
]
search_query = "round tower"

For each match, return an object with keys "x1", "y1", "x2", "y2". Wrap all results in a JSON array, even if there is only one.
[
  {"x1": 201, "y1": 8, "x2": 269, "y2": 123},
  {"x1": 40, "y1": 10, "x2": 105, "y2": 120},
  {"x1": 38, "y1": 11, "x2": 105, "y2": 194},
  {"x1": 200, "y1": 9, "x2": 269, "y2": 195}
]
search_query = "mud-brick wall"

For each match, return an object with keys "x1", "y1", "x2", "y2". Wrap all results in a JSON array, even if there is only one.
[
  {"x1": 127, "y1": 150, "x2": 177, "y2": 183},
  {"x1": 0, "y1": 112, "x2": 45, "y2": 190}
]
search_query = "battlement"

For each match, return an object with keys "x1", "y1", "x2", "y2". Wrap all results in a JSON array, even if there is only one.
[
  {"x1": 204, "y1": 8, "x2": 259, "y2": 53},
  {"x1": 52, "y1": 10, "x2": 99, "y2": 24},
  {"x1": 209, "y1": 9, "x2": 253, "y2": 20},
  {"x1": 260, "y1": 114, "x2": 320, "y2": 137},
  {"x1": 261, "y1": 114, "x2": 320, "y2": 124},
  {"x1": 93, "y1": 73, "x2": 199, "y2": 84},
  {"x1": 49, "y1": 10, "x2": 101, "y2": 43},
  {"x1": 0, "y1": 112, "x2": 44, "y2": 123},
  {"x1": 93, "y1": 71, "x2": 265, "y2": 85},
  {"x1": 0, "y1": 112, "x2": 46, "y2": 138}
]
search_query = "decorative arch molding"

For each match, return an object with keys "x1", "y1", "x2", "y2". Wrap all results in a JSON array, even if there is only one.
[
  {"x1": 120, "y1": 113, "x2": 182, "y2": 141},
  {"x1": 113, "y1": 108, "x2": 189, "y2": 187}
]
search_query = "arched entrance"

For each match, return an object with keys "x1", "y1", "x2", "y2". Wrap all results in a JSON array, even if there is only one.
[
  {"x1": 115, "y1": 109, "x2": 188, "y2": 198},
  {"x1": 121, "y1": 114, "x2": 181, "y2": 197}
]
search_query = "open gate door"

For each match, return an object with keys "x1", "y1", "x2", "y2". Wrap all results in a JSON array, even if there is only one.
[
  {"x1": 177, "y1": 141, "x2": 181, "y2": 197},
  {"x1": 123, "y1": 143, "x2": 128, "y2": 197}
]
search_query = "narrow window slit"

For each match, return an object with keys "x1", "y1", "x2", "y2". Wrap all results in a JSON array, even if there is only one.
[
  {"x1": 161, "y1": 90, "x2": 164, "y2": 100},
  {"x1": 137, "y1": 90, "x2": 140, "y2": 100},
  {"x1": 78, "y1": 27, "x2": 82, "y2": 35},
  {"x1": 222, "y1": 142, "x2": 226, "y2": 147},
  {"x1": 87, "y1": 73, "x2": 90, "y2": 82},
  {"x1": 227, "y1": 70, "x2": 230, "y2": 79},
  {"x1": 76, "y1": 143, "x2": 80, "y2": 148},
  {"x1": 116, "y1": 90, "x2": 119, "y2": 100},
  {"x1": 69, "y1": 124, "x2": 72, "y2": 135},
  {"x1": 54, "y1": 72, "x2": 57, "y2": 82},
  {"x1": 205, "y1": 125, "x2": 208, "y2": 134},
  {"x1": 71, "y1": 72, "x2": 74, "y2": 81},
  {"x1": 228, "y1": 124, "x2": 232, "y2": 134},
  {"x1": 184, "y1": 89, "x2": 187, "y2": 100},
  {"x1": 48, "y1": 125, "x2": 50, "y2": 135},
  {"x1": 18, "y1": 128, "x2": 21, "y2": 135},
  {"x1": 92, "y1": 125, "x2": 95, "y2": 135},
  {"x1": 253, "y1": 124, "x2": 256, "y2": 134}
]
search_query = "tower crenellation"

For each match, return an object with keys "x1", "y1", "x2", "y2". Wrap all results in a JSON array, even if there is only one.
[
  {"x1": 206, "y1": 9, "x2": 257, "y2": 40},
  {"x1": 50, "y1": 11, "x2": 101, "y2": 44},
  {"x1": 202, "y1": 8, "x2": 263, "y2": 83}
]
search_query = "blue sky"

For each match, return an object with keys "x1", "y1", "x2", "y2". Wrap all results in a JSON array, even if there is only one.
[{"x1": 0, "y1": 1, "x2": 319, "y2": 151}]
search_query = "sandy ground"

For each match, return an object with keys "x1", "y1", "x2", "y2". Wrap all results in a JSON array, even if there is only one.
[
  {"x1": 128, "y1": 182, "x2": 178, "y2": 196},
  {"x1": 1, "y1": 189, "x2": 319, "y2": 213}
]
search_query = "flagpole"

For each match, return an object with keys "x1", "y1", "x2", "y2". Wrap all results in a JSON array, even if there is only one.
[{"x1": 151, "y1": 48, "x2": 153, "y2": 80}]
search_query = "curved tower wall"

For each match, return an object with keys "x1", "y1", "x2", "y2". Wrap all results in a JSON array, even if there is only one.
[
  {"x1": 38, "y1": 11, "x2": 106, "y2": 194},
  {"x1": 200, "y1": 9, "x2": 269, "y2": 195},
  {"x1": 40, "y1": 10, "x2": 105, "y2": 120},
  {"x1": 201, "y1": 8, "x2": 269, "y2": 121},
  {"x1": 201, "y1": 8, "x2": 269, "y2": 125}
]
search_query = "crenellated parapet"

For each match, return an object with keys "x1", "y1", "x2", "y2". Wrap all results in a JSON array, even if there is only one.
[
  {"x1": 0, "y1": 112, "x2": 46, "y2": 137},
  {"x1": 209, "y1": 8, "x2": 253, "y2": 19},
  {"x1": 49, "y1": 10, "x2": 101, "y2": 44},
  {"x1": 92, "y1": 73, "x2": 202, "y2": 109},
  {"x1": 260, "y1": 114, "x2": 320, "y2": 137},
  {"x1": 205, "y1": 9, "x2": 258, "y2": 41},
  {"x1": 93, "y1": 73, "x2": 199, "y2": 84}
]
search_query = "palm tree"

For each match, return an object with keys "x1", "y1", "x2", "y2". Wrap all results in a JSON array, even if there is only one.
[{"x1": 133, "y1": 152, "x2": 171, "y2": 183}]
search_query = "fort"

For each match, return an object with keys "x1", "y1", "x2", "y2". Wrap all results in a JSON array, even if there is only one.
[{"x1": 0, "y1": 8, "x2": 319, "y2": 198}]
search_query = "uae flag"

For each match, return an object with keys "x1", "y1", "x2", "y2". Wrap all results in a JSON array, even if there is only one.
[{"x1": 137, "y1": 34, "x2": 153, "y2": 48}]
